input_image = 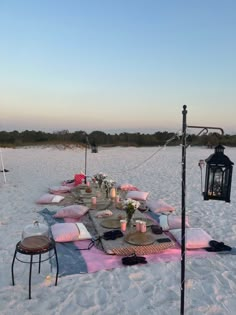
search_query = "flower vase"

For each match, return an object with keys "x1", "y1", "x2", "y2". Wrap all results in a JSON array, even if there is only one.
[
  {"x1": 98, "y1": 180, "x2": 103, "y2": 189},
  {"x1": 126, "y1": 209, "x2": 135, "y2": 227}
]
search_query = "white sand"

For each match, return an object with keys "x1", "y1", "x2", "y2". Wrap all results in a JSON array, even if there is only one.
[{"x1": 1, "y1": 145, "x2": 236, "y2": 315}]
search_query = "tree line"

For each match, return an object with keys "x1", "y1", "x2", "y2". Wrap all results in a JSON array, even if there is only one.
[{"x1": 0, "y1": 129, "x2": 236, "y2": 147}]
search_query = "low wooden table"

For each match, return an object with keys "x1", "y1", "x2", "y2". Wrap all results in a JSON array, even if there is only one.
[{"x1": 89, "y1": 208, "x2": 175, "y2": 255}]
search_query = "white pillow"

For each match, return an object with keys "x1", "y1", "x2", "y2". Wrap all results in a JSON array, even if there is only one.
[
  {"x1": 170, "y1": 228, "x2": 212, "y2": 249},
  {"x1": 159, "y1": 214, "x2": 190, "y2": 231},
  {"x1": 51, "y1": 222, "x2": 92, "y2": 242},
  {"x1": 146, "y1": 199, "x2": 175, "y2": 213},
  {"x1": 76, "y1": 223, "x2": 92, "y2": 240},
  {"x1": 126, "y1": 191, "x2": 149, "y2": 201},
  {"x1": 52, "y1": 195, "x2": 65, "y2": 203}
]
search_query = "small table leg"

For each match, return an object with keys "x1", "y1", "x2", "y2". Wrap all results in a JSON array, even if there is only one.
[
  {"x1": 11, "y1": 249, "x2": 17, "y2": 286},
  {"x1": 29, "y1": 255, "x2": 33, "y2": 299},
  {"x1": 38, "y1": 254, "x2": 41, "y2": 273},
  {"x1": 54, "y1": 246, "x2": 59, "y2": 286}
]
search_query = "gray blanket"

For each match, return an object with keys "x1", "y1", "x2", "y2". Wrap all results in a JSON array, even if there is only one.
[{"x1": 38, "y1": 208, "x2": 88, "y2": 276}]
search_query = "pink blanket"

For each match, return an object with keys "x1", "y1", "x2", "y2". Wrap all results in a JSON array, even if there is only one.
[{"x1": 64, "y1": 218, "x2": 215, "y2": 273}]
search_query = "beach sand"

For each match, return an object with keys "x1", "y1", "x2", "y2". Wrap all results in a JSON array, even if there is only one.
[{"x1": 1, "y1": 145, "x2": 236, "y2": 315}]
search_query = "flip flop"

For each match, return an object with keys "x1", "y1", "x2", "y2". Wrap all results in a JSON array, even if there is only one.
[
  {"x1": 103, "y1": 230, "x2": 123, "y2": 240},
  {"x1": 206, "y1": 240, "x2": 232, "y2": 252},
  {"x1": 122, "y1": 254, "x2": 147, "y2": 266}
]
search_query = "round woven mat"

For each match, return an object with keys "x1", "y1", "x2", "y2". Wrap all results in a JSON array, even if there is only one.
[
  {"x1": 100, "y1": 218, "x2": 121, "y2": 229},
  {"x1": 20, "y1": 235, "x2": 51, "y2": 252},
  {"x1": 124, "y1": 232, "x2": 156, "y2": 246}
]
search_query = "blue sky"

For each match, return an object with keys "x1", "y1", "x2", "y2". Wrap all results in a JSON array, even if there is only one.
[{"x1": 1, "y1": 0, "x2": 236, "y2": 134}]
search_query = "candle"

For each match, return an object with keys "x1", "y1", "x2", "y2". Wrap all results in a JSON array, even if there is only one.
[
  {"x1": 120, "y1": 219, "x2": 127, "y2": 232},
  {"x1": 135, "y1": 220, "x2": 141, "y2": 232},
  {"x1": 140, "y1": 221, "x2": 147, "y2": 233},
  {"x1": 91, "y1": 196, "x2": 96, "y2": 206},
  {"x1": 96, "y1": 191, "x2": 101, "y2": 198},
  {"x1": 110, "y1": 187, "x2": 116, "y2": 198}
]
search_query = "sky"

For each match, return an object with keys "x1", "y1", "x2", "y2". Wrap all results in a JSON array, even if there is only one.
[{"x1": 1, "y1": 0, "x2": 236, "y2": 134}]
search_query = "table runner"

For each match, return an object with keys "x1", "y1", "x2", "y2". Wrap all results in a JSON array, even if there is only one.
[{"x1": 89, "y1": 208, "x2": 176, "y2": 255}]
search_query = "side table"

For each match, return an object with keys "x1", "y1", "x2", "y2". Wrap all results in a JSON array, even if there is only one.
[{"x1": 11, "y1": 235, "x2": 59, "y2": 299}]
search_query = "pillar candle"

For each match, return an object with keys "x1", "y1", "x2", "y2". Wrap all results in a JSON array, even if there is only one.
[
  {"x1": 91, "y1": 197, "x2": 96, "y2": 205},
  {"x1": 110, "y1": 187, "x2": 116, "y2": 198}
]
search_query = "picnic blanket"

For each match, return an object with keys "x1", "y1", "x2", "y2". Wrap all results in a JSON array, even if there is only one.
[
  {"x1": 39, "y1": 208, "x2": 215, "y2": 277},
  {"x1": 38, "y1": 208, "x2": 88, "y2": 275}
]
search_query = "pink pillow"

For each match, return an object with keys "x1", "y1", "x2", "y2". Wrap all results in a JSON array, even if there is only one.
[
  {"x1": 49, "y1": 186, "x2": 72, "y2": 194},
  {"x1": 53, "y1": 205, "x2": 89, "y2": 219},
  {"x1": 118, "y1": 183, "x2": 139, "y2": 191},
  {"x1": 126, "y1": 191, "x2": 149, "y2": 201},
  {"x1": 36, "y1": 194, "x2": 64, "y2": 204},
  {"x1": 51, "y1": 223, "x2": 91, "y2": 242},
  {"x1": 61, "y1": 180, "x2": 75, "y2": 188},
  {"x1": 159, "y1": 214, "x2": 190, "y2": 231},
  {"x1": 146, "y1": 199, "x2": 175, "y2": 213},
  {"x1": 170, "y1": 228, "x2": 212, "y2": 249}
]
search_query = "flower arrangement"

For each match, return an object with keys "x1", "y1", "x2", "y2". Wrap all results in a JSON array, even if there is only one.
[
  {"x1": 93, "y1": 172, "x2": 107, "y2": 188},
  {"x1": 123, "y1": 198, "x2": 140, "y2": 226},
  {"x1": 103, "y1": 178, "x2": 116, "y2": 198}
]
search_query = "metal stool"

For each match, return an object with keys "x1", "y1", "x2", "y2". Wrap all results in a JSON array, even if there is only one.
[{"x1": 11, "y1": 235, "x2": 59, "y2": 299}]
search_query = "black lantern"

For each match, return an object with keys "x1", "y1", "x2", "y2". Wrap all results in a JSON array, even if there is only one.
[{"x1": 204, "y1": 145, "x2": 234, "y2": 202}]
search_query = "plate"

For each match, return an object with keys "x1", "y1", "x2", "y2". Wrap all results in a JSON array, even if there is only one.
[
  {"x1": 124, "y1": 232, "x2": 156, "y2": 246},
  {"x1": 133, "y1": 218, "x2": 154, "y2": 227},
  {"x1": 100, "y1": 218, "x2": 121, "y2": 229}
]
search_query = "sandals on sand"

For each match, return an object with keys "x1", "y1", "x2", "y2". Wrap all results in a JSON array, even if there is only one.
[
  {"x1": 206, "y1": 240, "x2": 232, "y2": 252},
  {"x1": 122, "y1": 254, "x2": 147, "y2": 266}
]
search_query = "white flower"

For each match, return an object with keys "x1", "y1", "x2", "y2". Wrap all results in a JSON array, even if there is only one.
[
  {"x1": 123, "y1": 198, "x2": 140, "y2": 210},
  {"x1": 93, "y1": 172, "x2": 107, "y2": 181},
  {"x1": 103, "y1": 178, "x2": 116, "y2": 189}
]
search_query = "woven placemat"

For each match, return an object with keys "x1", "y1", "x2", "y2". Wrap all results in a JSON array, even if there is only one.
[
  {"x1": 111, "y1": 241, "x2": 175, "y2": 256},
  {"x1": 124, "y1": 232, "x2": 156, "y2": 246},
  {"x1": 100, "y1": 218, "x2": 121, "y2": 229},
  {"x1": 20, "y1": 235, "x2": 51, "y2": 251}
]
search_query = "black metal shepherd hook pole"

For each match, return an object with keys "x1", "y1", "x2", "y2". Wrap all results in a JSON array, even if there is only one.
[
  {"x1": 84, "y1": 133, "x2": 89, "y2": 184},
  {"x1": 181, "y1": 105, "x2": 187, "y2": 315},
  {"x1": 180, "y1": 105, "x2": 225, "y2": 315}
]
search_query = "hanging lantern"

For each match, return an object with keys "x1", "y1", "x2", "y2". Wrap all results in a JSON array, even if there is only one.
[{"x1": 204, "y1": 145, "x2": 234, "y2": 202}]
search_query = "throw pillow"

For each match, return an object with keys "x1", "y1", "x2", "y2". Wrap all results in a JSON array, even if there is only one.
[
  {"x1": 169, "y1": 228, "x2": 212, "y2": 249},
  {"x1": 53, "y1": 205, "x2": 89, "y2": 219},
  {"x1": 49, "y1": 186, "x2": 72, "y2": 194},
  {"x1": 159, "y1": 214, "x2": 190, "y2": 231},
  {"x1": 146, "y1": 199, "x2": 175, "y2": 213},
  {"x1": 36, "y1": 193, "x2": 64, "y2": 204},
  {"x1": 126, "y1": 191, "x2": 149, "y2": 201},
  {"x1": 118, "y1": 183, "x2": 139, "y2": 191},
  {"x1": 51, "y1": 222, "x2": 92, "y2": 242}
]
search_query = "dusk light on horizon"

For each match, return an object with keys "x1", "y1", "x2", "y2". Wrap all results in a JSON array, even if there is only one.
[{"x1": 1, "y1": 0, "x2": 236, "y2": 134}]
